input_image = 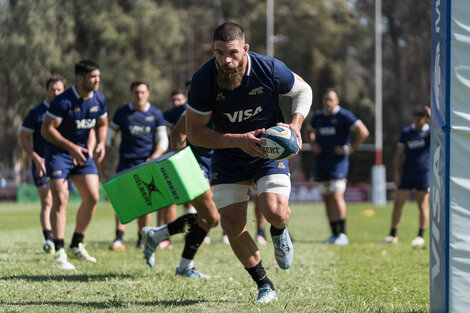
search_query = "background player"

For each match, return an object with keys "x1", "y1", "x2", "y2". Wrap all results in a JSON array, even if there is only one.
[
  {"x1": 185, "y1": 22, "x2": 312, "y2": 303},
  {"x1": 41, "y1": 60, "x2": 108, "y2": 270},
  {"x1": 106, "y1": 79, "x2": 168, "y2": 250},
  {"x1": 19, "y1": 75, "x2": 66, "y2": 254},
  {"x1": 142, "y1": 109, "x2": 219, "y2": 278},
  {"x1": 381, "y1": 107, "x2": 430, "y2": 246},
  {"x1": 304, "y1": 89, "x2": 369, "y2": 246}
]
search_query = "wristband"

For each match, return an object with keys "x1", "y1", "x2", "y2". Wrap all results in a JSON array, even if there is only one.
[{"x1": 343, "y1": 144, "x2": 353, "y2": 155}]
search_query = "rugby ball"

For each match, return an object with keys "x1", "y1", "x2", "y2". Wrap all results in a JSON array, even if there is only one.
[{"x1": 260, "y1": 126, "x2": 299, "y2": 160}]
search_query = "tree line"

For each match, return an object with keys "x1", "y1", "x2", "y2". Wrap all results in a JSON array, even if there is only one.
[{"x1": 0, "y1": 0, "x2": 430, "y2": 183}]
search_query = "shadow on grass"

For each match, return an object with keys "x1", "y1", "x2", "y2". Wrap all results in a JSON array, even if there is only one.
[
  {"x1": 0, "y1": 299, "x2": 228, "y2": 308},
  {"x1": 0, "y1": 273, "x2": 135, "y2": 282}
]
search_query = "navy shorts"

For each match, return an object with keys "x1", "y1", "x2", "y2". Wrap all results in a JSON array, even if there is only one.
[
  {"x1": 399, "y1": 171, "x2": 430, "y2": 191},
  {"x1": 314, "y1": 159, "x2": 349, "y2": 181},
  {"x1": 31, "y1": 161, "x2": 48, "y2": 187},
  {"x1": 210, "y1": 154, "x2": 289, "y2": 185},
  {"x1": 45, "y1": 151, "x2": 98, "y2": 179},
  {"x1": 195, "y1": 154, "x2": 211, "y2": 180}
]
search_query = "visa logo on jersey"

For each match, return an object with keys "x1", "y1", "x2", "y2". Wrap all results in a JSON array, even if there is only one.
[
  {"x1": 75, "y1": 119, "x2": 96, "y2": 129},
  {"x1": 318, "y1": 126, "x2": 336, "y2": 136},
  {"x1": 407, "y1": 139, "x2": 426, "y2": 149},
  {"x1": 129, "y1": 125, "x2": 151, "y2": 135},
  {"x1": 223, "y1": 106, "x2": 262, "y2": 123}
]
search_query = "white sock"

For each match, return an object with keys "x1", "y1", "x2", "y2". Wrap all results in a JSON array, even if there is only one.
[
  {"x1": 178, "y1": 257, "x2": 194, "y2": 272},
  {"x1": 152, "y1": 225, "x2": 170, "y2": 242},
  {"x1": 183, "y1": 206, "x2": 197, "y2": 214}
]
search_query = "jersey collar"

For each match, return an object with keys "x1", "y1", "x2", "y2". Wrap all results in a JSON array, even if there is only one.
[
  {"x1": 324, "y1": 105, "x2": 341, "y2": 115},
  {"x1": 245, "y1": 53, "x2": 252, "y2": 76},
  {"x1": 72, "y1": 84, "x2": 94, "y2": 99},
  {"x1": 411, "y1": 123, "x2": 429, "y2": 131},
  {"x1": 128, "y1": 101, "x2": 150, "y2": 112}
]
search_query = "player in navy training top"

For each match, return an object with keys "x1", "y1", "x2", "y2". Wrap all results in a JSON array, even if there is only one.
[
  {"x1": 19, "y1": 75, "x2": 66, "y2": 255},
  {"x1": 163, "y1": 89, "x2": 187, "y2": 127},
  {"x1": 184, "y1": 22, "x2": 312, "y2": 303},
  {"x1": 141, "y1": 110, "x2": 220, "y2": 277},
  {"x1": 106, "y1": 79, "x2": 168, "y2": 251},
  {"x1": 305, "y1": 89, "x2": 369, "y2": 246},
  {"x1": 381, "y1": 107, "x2": 431, "y2": 247},
  {"x1": 41, "y1": 60, "x2": 108, "y2": 270}
]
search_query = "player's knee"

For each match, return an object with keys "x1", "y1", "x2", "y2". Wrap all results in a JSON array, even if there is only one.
[
  {"x1": 199, "y1": 212, "x2": 219, "y2": 230},
  {"x1": 53, "y1": 193, "x2": 68, "y2": 209},
  {"x1": 220, "y1": 216, "x2": 245, "y2": 237},
  {"x1": 82, "y1": 191, "x2": 99, "y2": 206},
  {"x1": 206, "y1": 210, "x2": 220, "y2": 228},
  {"x1": 264, "y1": 203, "x2": 290, "y2": 226}
]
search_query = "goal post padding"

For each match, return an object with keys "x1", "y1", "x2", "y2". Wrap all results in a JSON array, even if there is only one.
[{"x1": 431, "y1": 0, "x2": 470, "y2": 312}]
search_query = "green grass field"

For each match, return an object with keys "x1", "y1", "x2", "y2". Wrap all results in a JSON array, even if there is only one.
[{"x1": 0, "y1": 200, "x2": 429, "y2": 312}]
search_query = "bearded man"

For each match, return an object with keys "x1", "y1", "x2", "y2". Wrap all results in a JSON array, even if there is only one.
[{"x1": 184, "y1": 22, "x2": 312, "y2": 303}]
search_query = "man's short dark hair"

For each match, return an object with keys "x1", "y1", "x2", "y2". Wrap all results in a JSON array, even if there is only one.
[
  {"x1": 213, "y1": 22, "x2": 244, "y2": 42},
  {"x1": 75, "y1": 60, "x2": 100, "y2": 76},
  {"x1": 130, "y1": 79, "x2": 150, "y2": 92},
  {"x1": 171, "y1": 89, "x2": 185, "y2": 97},
  {"x1": 46, "y1": 75, "x2": 66, "y2": 90},
  {"x1": 323, "y1": 88, "x2": 338, "y2": 96},
  {"x1": 413, "y1": 107, "x2": 428, "y2": 117}
]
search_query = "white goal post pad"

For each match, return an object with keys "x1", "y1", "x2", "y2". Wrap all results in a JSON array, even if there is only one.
[{"x1": 431, "y1": 0, "x2": 470, "y2": 312}]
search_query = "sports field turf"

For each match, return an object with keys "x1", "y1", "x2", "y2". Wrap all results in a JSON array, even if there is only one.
[{"x1": 0, "y1": 200, "x2": 429, "y2": 312}]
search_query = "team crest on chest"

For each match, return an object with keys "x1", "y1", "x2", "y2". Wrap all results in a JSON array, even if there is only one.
[
  {"x1": 90, "y1": 106, "x2": 99, "y2": 112},
  {"x1": 74, "y1": 106, "x2": 80, "y2": 112},
  {"x1": 216, "y1": 92, "x2": 226, "y2": 101},
  {"x1": 249, "y1": 87, "x2": 263, "y2": 95},
  {"x1": 145, "y1": 116, "x2": 154, "y2": 121},
  {"x1": 277, "y1": 162, "x2": 286, "y2": 169}
]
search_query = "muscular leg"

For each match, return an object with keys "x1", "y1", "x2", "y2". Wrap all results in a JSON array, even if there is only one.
[
  {"x1": 158, "y1": 204, "x2": 177, "y2": 226},
  {"x1": 192, "y1": 188, "x2": 219, "y2": 232},
  {"x1": 254, "y1": 195, "x2": 266, "y2": 233},
  {"x1": 391, "y1": 189, "x2": 412, "y2": 230},
  {"x1": 415, "y1": 190, "x2": 430, "y2": 233},
  {"x1": 137, "y1": 214, "x2": 151, "y2": 233},
  {"x1": 37, "y1": 184, "x2": 53, "y2": 232},
  {"x1": 48, "y1": 178, "x2": 70, "y2": 241},
  {"x1": 220, "y1": 201, "x2": 260, "y2": 268},
  {"x1": 115, "y1": 216, "x2": 126, "y2": 233},
  {"x1": 258, "y1": 192, "x2": 290, "y2": 228},
  {"x1": 323, "y1": 194, "x2": 334, "y2": 221},
  {"x1": 70, "y1": 174, "x2": 100, "y2": 235},
  {"x1": 333, "y1": 192, "x2": 347, "y2": 220}
]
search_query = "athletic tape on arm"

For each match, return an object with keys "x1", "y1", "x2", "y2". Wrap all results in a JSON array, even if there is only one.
[
  {"x1": 155, "y1": 126, "x2": 169, "y2": 151},
  {"x1": 106, "y1": 127, "x2": 117, "y2": 147},
  {"x1": 283, "y1": 75, "x2": 313, "y2": 118}
]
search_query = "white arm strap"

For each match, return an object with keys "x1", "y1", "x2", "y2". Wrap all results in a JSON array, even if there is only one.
[
  {"x1": 155, "y1": 126, "x2": 169, "y2": 152},
  {"x1": 283, "y1": 75, "x2": 313, "y2": 118},
  {"x1": 106, "y1": 127, "x2": 117, "y2": 147}
]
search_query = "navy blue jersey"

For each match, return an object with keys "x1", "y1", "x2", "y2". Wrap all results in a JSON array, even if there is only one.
[
  {"x1": 163, "y1": 105, "x2": 186, "y2": 127},
  {"x1": 111, "y1": 102, "x2": 166, "y2": 161},
  {"x1": 309, "y1": 106, "x2": 359, "y2": 161},
  {"x1": 187, "y1": 51, "x2": 295, "y2": 162},
  {"x1": 45, "y1": 85, "x2": 107, "y2": 154},
  {"x1": 21, "y1": 100, "x2": 49, "y2": 158},
  {"x1": 399, "y1": 124, "x2": 430, "y2": 173}
]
